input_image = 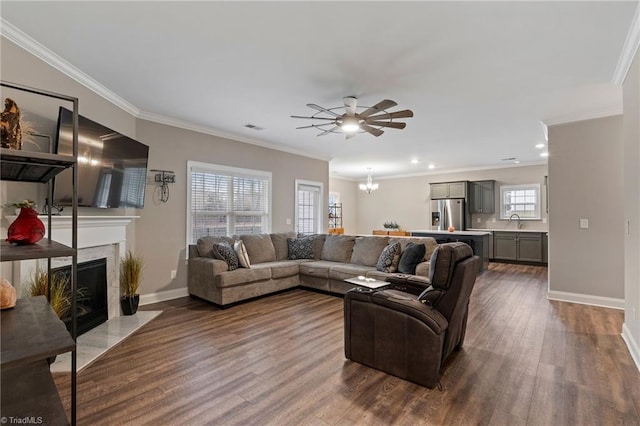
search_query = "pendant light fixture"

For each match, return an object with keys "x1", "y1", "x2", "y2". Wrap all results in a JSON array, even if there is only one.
[{"x1": 359, "y1": 168, "x2": 379, "y2": 194}]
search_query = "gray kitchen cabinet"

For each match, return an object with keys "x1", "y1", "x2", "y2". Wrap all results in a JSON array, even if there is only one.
[
  {"x1": 494, "y1": 232, "x2": 517, "y2": 260},
  {"x1": 493, "y1": 231, "x2": 544, "y2": 263},
  {"x1": 468, "y1": 180, "x2": 495, "y2": 214},
  {"x1": 430, "y1": 181, "x2": 467, "y2": 199}
]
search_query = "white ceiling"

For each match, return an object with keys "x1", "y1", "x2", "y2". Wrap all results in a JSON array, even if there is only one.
[{"x1": 1, "y1": 1, "x2": 638, "y2": 180}]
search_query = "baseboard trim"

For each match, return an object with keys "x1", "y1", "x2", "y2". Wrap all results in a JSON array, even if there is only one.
[
  {"x1": 546, "y1": 290, "x2": 624, "y2": 310},
  {"x1": 622, "y1": 323, "x2": 640, "y2": 372},
  {"x1": 140, "y1": 288, "x2": 189, "y2": 306}
]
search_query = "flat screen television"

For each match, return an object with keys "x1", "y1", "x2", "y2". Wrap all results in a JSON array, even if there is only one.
[{"x1": 53, "y1": 107, "x2": 149, "y2": 208}]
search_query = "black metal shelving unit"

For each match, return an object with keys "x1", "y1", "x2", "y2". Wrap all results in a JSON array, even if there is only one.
[{"x1": 0, "y1": 81, "x2": 79, "y2": 425}]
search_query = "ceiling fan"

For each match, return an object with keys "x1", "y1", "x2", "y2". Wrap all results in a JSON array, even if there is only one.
[{"x1": 291, "y1": 96, "x2": 413, "y2": 139}]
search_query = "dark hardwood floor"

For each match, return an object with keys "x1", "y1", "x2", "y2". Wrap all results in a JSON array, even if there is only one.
[{"x1": 54, "y1": 263, "x2": 640, "y2": 425}]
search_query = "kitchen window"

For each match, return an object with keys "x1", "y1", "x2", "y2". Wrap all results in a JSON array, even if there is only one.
[
  {"x1": 500, "y1": 184, "x2": 541, "y2": 220},
  {"x1": 187, "y1": 161, "x2": 272, "y2": 244}
]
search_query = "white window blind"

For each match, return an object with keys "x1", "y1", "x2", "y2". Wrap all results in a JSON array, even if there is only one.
[
  {"x1": 188, "y1": 162, "x2": 271, "y2": 243},
  {"x1": 500, "y1": 184, "x2": 541, "y2": 219}
]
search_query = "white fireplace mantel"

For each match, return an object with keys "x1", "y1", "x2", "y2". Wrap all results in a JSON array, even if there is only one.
[{"x1": 42, "y1": 215, "x2": 139, "y2": 250}]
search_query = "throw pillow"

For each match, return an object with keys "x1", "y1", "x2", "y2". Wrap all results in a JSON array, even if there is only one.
[
  {"x1": 287, "y1": 237, "x2": 314, "y2": 260},
  {"x1": 212, "y1": 241, "x2": 239, "y2": 271},
  {"x1": 376, "y1": 242, "x2": 402, "y2": 273},
  {"x1": 397, "y1": 242, "x2": 426, "y2": 274},
  {"x1": 234, "y1": 240, "x2": 251, "y2": 268}
]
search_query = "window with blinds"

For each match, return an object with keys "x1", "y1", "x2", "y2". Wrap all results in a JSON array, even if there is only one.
[
  {"x1": 188, "y1": 162, "x2": 271, "y2": 243},
  {"x1": 500, "y1": 184, "x2": 541, "y2": 219}
]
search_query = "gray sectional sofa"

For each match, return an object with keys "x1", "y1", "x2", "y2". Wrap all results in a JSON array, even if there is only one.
[{"x1": 188, "y1": 232, "x2": 437, "y2": 306}]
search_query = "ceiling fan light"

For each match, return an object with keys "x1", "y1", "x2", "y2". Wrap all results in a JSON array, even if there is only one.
[{"x1": 341, "y1": 116, "x2": 360, "y2": 133}]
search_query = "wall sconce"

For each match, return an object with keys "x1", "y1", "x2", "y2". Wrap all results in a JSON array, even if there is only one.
[{"x1": 150, "y1": 169, "x2": 175, "y2": 203}]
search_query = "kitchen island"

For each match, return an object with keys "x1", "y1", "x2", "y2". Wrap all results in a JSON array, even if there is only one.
[{"x1": 409, "y1": 229, "x2": 491, "y2": 272}]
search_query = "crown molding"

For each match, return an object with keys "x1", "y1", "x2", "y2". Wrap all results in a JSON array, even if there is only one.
[
  {"x1": 137, "y1": 110, "x2": 332, "y2": 162},
  {"x1": 612, "y1": 1, "x2": 640, "y2": 85},
  {"x1": 0, "y1": 18, "x2": 141, "y2": 116},
  {"x1": 330, "y1": 160, "x2": 548, "y2": 181},
  {"x1": 543, "y1": 105, "x2": 623, "y2": 127}
]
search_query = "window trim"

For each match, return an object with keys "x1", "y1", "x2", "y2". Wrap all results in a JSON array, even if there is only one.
[
  {"x1": 499, "y1": 183, "x2": 541, "y2": 220},
  {"x1": 294, "y1": 179, "x2": 324, "y2": 234},
  {"x1": 186, "y1": 161, "x2": 272, "y2": 248}
]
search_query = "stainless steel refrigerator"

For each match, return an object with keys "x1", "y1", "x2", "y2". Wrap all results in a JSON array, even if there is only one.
[{"x1": 430, "y1": 199, "x2": 465, "y2": 231}]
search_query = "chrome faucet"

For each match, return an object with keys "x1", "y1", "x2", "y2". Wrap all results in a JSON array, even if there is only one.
[{"x1": 508, "y1": 213, "x2": 523, "y2": 229}]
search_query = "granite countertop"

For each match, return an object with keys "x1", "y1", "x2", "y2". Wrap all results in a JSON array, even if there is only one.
[
  {"x1": 410, "y1": 230, "x2": 492, "y2": 236},
  {"x1": 467, "y1": 228, "x2": 549, "y2": 234}
]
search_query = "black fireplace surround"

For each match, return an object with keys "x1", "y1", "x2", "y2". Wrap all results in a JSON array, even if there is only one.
[{"x1": 53, "y1": 257, "x2": 108, "y2": 336}]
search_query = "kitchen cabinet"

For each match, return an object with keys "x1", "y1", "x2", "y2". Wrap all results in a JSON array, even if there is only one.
[
  {"x1": 430, "y1": 181, "x2": 467, "y2": 199},
  {"x1": 493, "y1": 231, "x2": 544, "y2": 263},
  {"x1": 468, "y1": 180, "x2": 495, "y2": 214}
]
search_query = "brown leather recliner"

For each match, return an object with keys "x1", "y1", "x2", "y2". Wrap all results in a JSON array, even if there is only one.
[{"x1": 343, "y1": 242, "x2": 480, "y2": 388}]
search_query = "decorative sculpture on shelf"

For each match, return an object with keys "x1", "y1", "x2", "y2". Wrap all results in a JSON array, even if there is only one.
[
  {"x1": 6, "y1": 200, "x2": 45, "y2": 245},
  {"x1": 0, "y1": 278, "x2": 17, "y2": 310},
  {"x1": 0, "y1": 98, "x2": 23, "y2": 149}
]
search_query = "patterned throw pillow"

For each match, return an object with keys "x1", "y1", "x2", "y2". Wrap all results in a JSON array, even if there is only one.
[
  {"x1": 287, "y1": 237, "x2": 314, "y2": 260},
  {"x1": 212, "y1": 241, "x2": 239, "y2": 271},
  {"x1": 376, "y1": 242, "x2": 402, "y2": 272},
  {"x1": 234, "y1": 240, "x2": 251, "y2": 268}
]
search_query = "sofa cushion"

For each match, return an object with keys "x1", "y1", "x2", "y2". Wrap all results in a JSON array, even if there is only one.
[
  {"x1": 270, "y1": 232, "x2": 297, "y2": 260},
  {"x1": 215, "y1": 266, "x2": 272, "y2": 288},
  {"x1": 287, "y1": 237, "x2": 314, "y2": 260},
  {"x1": 196, "y1": 236, "x2": 233, "y2": 258},
  {"x1": 321, "y1": 234, "x2": 356, "y2": 263},
  {"x1": 389, "y1": 237, "x2": 437, "y2": 262},
  {"x1": 212, "y1": 241, "x2": 239, "y2": 271},
  {"x1": 265, "y1": 260, "x2": 301, "y2": 279},
  {"x1": 299, "y1": 260, "x2": 341, "y2": 279},
  {"x1": 237, "y1": 233, "x2": 276, "y2": 264},
  {"x1": 234, "y1": 240, "x2": 251, "y2": 268},
  {"x1": 350, "y1": 236, "x2": 389, "y2": 266},
  {"x1": 397, "y1": 242, "x2": 426, "y2": 274},
  {"x1": 328, "y1": 264, "x2": 376, "y2": 281},
  {"x1": 376, "y1": 242, "x2": 402, "y2": 272}
]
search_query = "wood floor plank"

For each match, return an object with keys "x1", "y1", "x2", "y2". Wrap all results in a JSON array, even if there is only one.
[{"x1": 52, "y1": 263, "x2": 640, "y2": 425}]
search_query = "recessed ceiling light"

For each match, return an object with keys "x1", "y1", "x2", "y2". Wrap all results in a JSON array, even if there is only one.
[
  {"x1": 514, "y1": 160, "x2": 521, "y2": 164},
  {"x1": 535, "y1": 143, "x2": 545, "y2": 149},
  {"x1": 428, "y1": 164, "x2": 436, "y2": 169},
  {"x1": 411, "y1": 159, "x2": 419, "y2": 164},
  {"x1": 540, "y1": 152, "x2": 549, "y2": 157}
]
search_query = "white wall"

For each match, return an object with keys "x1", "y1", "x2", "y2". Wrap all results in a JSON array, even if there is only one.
[
  {"x1": 623, "y1": 48, "x2": 640, "y2": 369},
  {"x1": 548, "y1": 115, "x2": 625, "y2": 305},
  {"x1": 354, "y1": 165, "x2": 548, "y2": 235},
  {"x1": 328, "y1": 177, "x2": 358, "y2": 235}
]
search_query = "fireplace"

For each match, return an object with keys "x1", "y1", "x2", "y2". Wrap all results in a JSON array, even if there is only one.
[{"x1": 53, "y1": 258, "x2": 108, "y2": 336}]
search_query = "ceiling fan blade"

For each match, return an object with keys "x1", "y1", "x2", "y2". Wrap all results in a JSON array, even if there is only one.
[
  {"x1": 366, "y1": 121, "x2": 407, "y2": 129},
  {"x1": 291, "y1": 115, "x2": 336, "y2": 121},
  {"x1": 317, "y1": 126, "x2": 339, "y2": 136},
  {"x1": 307, "y1": 103, "x2": 341, "y2": 117},
  {"x1": 359, "y1": 99, "x2": 398, "y2": 118},
  {"x1": 360, "y1": 123, "x2": 384, "y2": 137},
  {"x1": 365, "y1": 109, "x2": 414, "y2": 121},
  {"x1": 297, "y1": 122, "x2": 337, "y2": 130},
  {"x1": 344, "y1": 96, "x2": 357, "y2": 116}
]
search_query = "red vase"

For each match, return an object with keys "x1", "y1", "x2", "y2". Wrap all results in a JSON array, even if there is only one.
[{"x1": 7, "y1": 207, "x2": 45, "y2": 245}]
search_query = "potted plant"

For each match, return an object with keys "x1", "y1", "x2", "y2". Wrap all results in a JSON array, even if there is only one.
[
  {"x1": 25, "y1": 268, "x2": 71, "y2": 319},
  {"x1": 120, "y1": 250, "x2": 143, "y2": 315}
]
